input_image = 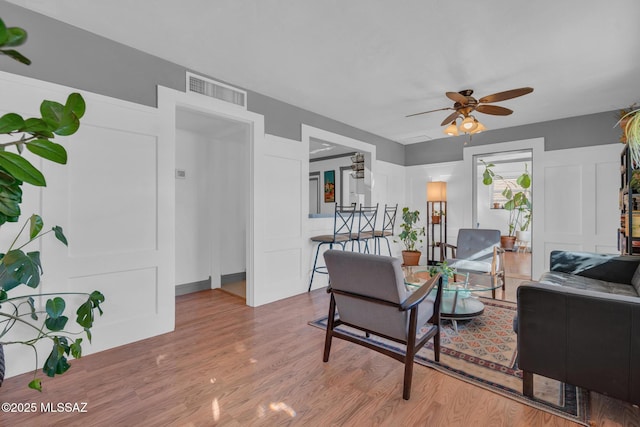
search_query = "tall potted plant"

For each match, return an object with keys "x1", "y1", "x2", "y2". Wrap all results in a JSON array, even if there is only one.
[
  {"x1": 396, "y1": 207, "x2": 425, "y2": 266},
  {"x1": 481, "y1": 160, "x2": 532, "y2": 250},
  {"x1": 0, "y1": 17, "x2": 104, "y2": 391}
]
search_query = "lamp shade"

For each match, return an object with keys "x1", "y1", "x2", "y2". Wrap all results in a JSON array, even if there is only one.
[{"x1": 427, "y1": 181, "x2": 447, "y2": 202}]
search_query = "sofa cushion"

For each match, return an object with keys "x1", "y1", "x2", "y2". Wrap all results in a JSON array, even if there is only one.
[{"x1": 539, "y1": 271, "x2": 640, "y2": 297}]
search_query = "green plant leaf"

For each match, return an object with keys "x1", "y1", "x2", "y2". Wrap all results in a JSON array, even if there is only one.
[
  {"x1": 43, "y1": 337, "x2": 71, "y2": 377},
  {"x1": 0, "y1": 113, "x2": 25, "y2": 133},
  {"x1": 0, "y1": 151, "x2": 45, "y2": 186},
  {"x1": 28, "y1": 378, "x2": 42, "y2": 392},
  {"x1": 84, "y1": 327, "x2": 92, "y2": 342},
  {"x1": 0, "y1": 18, "x2": 7, "y2": 45},
  {"x1": 0, "y1": 169, "x2": 16, "y2": 185},
  {"x1": 517, "y1": 173, "x2": 531, "y2": 189},
  {"x1": 0, "y1": 49, "x2": 31, "y2": 65},
  {"x1": 76, "y1": 291, "x2": 105, "y2": 329},
  {"x1": 53, "y1": 225, "x2": 68, "y2": 246},
  {"x1": 40, "y1": 100, "x2": 64, "y2": 130},
  {"x1": 45, "y1": 315, "x2": 68, "y2": 332},
  {"x1": 22, "y1": 118, "x2": 51, "y2": 134},
  {"x1": 53, "y1": 111, "x2": 80, "y2": 136},
  {"x1": 5, "y1": 27, "x2": 28, "y2": 47},
  {"x1": 75, "y1": 300, "x2": 94, "y2": 329},
  {"x1": 482, "y1": 169, "x2": 493, "y2": 185},
  {"x1": 0, "y1": 249, "x2": 42, "y2": 289},
  {"x1": 46, "y1": 297, "x2": 66, "y2": 318},
  {"x1": 0, "y1": 189, "x2": 22, "y2": 217},
  {"x1": 0, "y1": 289, "x2": 6, "y2": 301},
  {"x1": 29, "y1": 214, "x2": 43, "y2": 239},
  {"x1": 70, "y1": 338, "x2": 83, "y2": 359},
  {"x1": 65, "y1": 93, "x2": 86, "y2": 120},
  {"x1": 26, "y1": 139, "x2": 68, "y2": 164}
]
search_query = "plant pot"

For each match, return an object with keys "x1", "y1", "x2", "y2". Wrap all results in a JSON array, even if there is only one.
[
  {"x1": 516, "y1": 230, "x2": 531, "y2": 242},
  {"x1": 431, "y1": 215, "x2": 441, "y2": 224},
  {"x1": 500, "y1": 235, "x2": 517, "y2": 251},
  {"x1": 402, "y1": 250, "x2": 421, "y2": 266}
]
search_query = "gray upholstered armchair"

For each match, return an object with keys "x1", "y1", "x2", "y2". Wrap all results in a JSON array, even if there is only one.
[
  {"x1": 322, "y1": 250, "x2": 442, "y2": 400},
  {"x1": 440, "y1": 228, "x2": 505, "y2": 298}
]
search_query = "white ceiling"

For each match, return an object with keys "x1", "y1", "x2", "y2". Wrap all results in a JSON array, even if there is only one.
[{"x1": 9, "y1": 0, "x2": 640, "y2": 144}]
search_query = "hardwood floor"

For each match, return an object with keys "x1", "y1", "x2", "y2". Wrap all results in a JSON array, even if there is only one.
[{"x1": 1, "y1": 288, "x2": 638, "y2": 426}]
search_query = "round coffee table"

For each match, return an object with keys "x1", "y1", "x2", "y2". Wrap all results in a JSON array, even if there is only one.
[{"x1": 403, "y1": 266, "x2": 501, "y2": 331}]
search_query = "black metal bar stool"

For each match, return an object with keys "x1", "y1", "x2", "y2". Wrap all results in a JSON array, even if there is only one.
[
  {"x1": 350, "y1": 203, "x2": 378, "y2": 253},
  {"x1": 307, "y1": 203, "x2": 356, "y2": 291},
  {"x1": 373, "y1": 203, "x2": 398, "y2": 255}
]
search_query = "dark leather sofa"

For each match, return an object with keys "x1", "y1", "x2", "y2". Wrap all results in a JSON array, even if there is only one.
[{"x1": 516, "y1": 250, "x2": 640, "y2": 404}]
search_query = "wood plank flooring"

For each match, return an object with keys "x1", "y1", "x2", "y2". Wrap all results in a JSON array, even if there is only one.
[{"x1": 1, "y1": 288, "x2": 638, "y2": 426}]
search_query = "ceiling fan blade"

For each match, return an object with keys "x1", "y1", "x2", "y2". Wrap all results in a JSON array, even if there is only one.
[
  {"x1": 475, "y1": 104, "x2": 513, "y2": 116},
  {"x1": 440, "y1": 111, "x2": 461, "y2": 126},
  {"x1": 406, "y1": 107, "x2": 453, "y2": 118},
  {"x1": 478, "y1": 87, "x2": 533, "y2": 104},
  {"x1": 446, "y1": 91, "x2": 468, "y2": 105}
]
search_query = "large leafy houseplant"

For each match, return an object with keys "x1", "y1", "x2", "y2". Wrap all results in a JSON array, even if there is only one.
[
  {"x1": 396, "y1": 207, "x2": 425, "y2": 266},
  {"x1": 481, "y1": 160, "x2": 532, "y2": 238},
  {"x1": 0, "y1": 17, "x2": 104, "y2": 391}
]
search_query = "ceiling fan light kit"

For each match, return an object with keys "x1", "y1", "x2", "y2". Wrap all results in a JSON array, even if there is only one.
[
  {"x1": 409, "y1": 87, "x2": 534, "y2": 139},
  {"x1": 444, "y1": 121, "x2": 459, "y2": 136}
]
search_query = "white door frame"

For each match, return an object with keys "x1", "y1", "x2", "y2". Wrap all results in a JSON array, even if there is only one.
[
  {"x1": 463, "y1": 138, "x2": 545, "y2": 279},
  {"x1": 158, "y1": 86, "x2": 265, "y2": 306}
]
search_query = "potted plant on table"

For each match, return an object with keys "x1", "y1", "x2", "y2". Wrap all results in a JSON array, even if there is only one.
[
  {"x1": 428, "y1": 260, "x2": 454, "y2": 285},
  {"x1": 396, "y1": 207, "x2": 425, "y2": 266},
  {"x1": 481, "y1": 160, "x2": 532, "y2": 250},
  {"x1": 0, "y1": 17, "x2": 105, "y2": 391}
]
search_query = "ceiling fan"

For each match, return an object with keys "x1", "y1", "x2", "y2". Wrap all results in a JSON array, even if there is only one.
[{"x1": 407, "y1": 87, "x2": 534, "y2": 136}]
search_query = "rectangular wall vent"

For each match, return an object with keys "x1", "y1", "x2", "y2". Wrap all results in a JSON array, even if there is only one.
[{"x1": 186, "y1": 72, "x2": 247, "y2": 109}]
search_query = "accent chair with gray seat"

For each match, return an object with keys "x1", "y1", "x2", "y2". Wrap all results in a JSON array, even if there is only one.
[
  {"x1": 440, "y1": 228, "x2": 505, "y2": 298},
  {"x1": 322, "y1": 250, "x2": 443, "y2": 400}
]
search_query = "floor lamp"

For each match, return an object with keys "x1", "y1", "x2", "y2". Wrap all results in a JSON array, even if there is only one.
[{"x1": 426, "y1": 181, "x2": 447, "y2": 265}]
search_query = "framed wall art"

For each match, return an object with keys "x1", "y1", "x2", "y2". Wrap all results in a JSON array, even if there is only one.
[{"x1": 324, "y1": 170, "x2": 335, "y2": 203}]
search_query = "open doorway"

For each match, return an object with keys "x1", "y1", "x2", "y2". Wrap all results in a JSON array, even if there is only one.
[
  {"x1": 473, "y1": 150, "x2": 533, "y2": 299},
  {"x1": 174, "y1": 108, "x2": 250, "y2": 300}
]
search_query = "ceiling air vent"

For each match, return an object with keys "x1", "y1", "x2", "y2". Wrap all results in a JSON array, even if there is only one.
[{"x1": 186, "y1": 72, "x2": 247, "y2": 109}]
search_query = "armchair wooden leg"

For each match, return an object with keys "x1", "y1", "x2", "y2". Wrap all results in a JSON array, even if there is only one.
[
  {"x1": 323, "y1": 296, "x2": 337, "y2": 362},
  {"x1": 522, "y1": 370, "x2": 534, "y2": 398},
  {"x1": 433, "y1": 329, "x2": 440, "y2": 363},
  {"x1": 403, "y1": 355, "x2": 414, "y2": 400}
]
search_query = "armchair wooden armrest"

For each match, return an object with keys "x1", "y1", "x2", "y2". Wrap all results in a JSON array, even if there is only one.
[
  {"x1": 401, "y1": 273, "x2": 441, "y2": 311},
  {"x1": 439, "y1": 242, "x2": 457, "y2": 260}
]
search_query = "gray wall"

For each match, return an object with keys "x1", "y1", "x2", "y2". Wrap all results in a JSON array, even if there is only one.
[
  {"x1": 0, "y1": 1, "x2": 405, "y2": 165},
  {"x1": 405, "y1": 110, "x2": 621, "y2": 165}
]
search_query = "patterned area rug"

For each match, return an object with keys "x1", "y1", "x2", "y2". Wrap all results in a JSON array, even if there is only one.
[{"x1": 309, "y1": 298, "x2": 590, "y2": 426}]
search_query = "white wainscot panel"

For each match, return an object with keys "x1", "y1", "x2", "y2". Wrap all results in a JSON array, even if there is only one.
[
  {"x1": 595, "y1": 244, "x2": 619, "y2": 254},
  {"x1": 595, "y1": 161, "x2": 619, "y2": 237},
  {"x1": 264, "y1": 248, "x2": 302, "y2": 283},
  {"x1": 263, "y1": 155, "x2": 302, "y2": 240},
  {"x1": 68, "y1": 267, "x2": 158, "y2": 327},
  {"x1": 68, "y1": 126, "x2": 158, "y2": 257},
  {"x1": 544, "y1": 165, "x2": 582, "y2": 234}
]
